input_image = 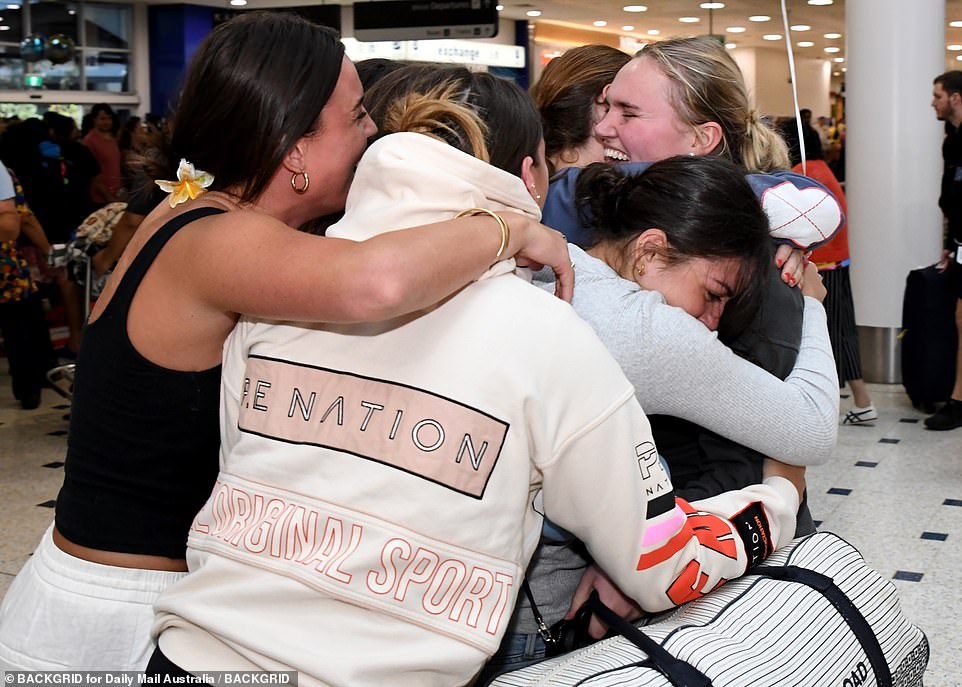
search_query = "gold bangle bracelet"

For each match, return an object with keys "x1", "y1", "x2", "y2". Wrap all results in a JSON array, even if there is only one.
[{"x1": 455, "y1": 208, "x2": 511, "y2": 260}]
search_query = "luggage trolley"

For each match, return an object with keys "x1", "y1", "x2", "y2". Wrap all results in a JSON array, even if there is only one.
[{"x1": 45, "y1": 203, "x2": 127, "y2": 401}]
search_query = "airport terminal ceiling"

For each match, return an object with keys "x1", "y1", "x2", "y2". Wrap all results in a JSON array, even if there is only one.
[{"x1": 168, "y1": 0, "x2": 962, "y2": 69}]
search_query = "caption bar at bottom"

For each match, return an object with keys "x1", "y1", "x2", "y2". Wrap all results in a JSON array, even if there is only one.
[{"x1": 3, "y1": 673, "x2": 297, "y2": 686}]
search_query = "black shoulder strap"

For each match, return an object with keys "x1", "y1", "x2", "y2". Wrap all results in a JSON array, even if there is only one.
[{"x1": 109, "y1": 207, "x2": 226, "y2": 309}]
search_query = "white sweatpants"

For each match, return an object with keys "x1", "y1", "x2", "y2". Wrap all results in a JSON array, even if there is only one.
[{"x1": 0, "y1": 524, "x2": 186, "y2": 671}]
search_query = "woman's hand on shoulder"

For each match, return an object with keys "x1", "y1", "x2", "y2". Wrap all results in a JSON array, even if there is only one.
[
  {"x1": 775, "y1": 245, "x2": 825, "y2": 302},
  {"x1": 501, "y1": 213, "x2": 573, "y2": 302},
  {"x1": 798, "y1": 261, "x2": 827, "y2": 302},
  {"x1": 774, "y1": 244, "x2": 806, "y2": 287}
]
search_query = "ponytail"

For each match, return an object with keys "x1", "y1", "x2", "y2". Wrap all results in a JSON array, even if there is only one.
[{"x1": 741, "y1": 109, "x2": 791, "y2": 172}]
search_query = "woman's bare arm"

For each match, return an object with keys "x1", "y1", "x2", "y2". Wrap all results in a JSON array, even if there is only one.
[{"x1": 189, "y1": 210, "x2": 572, "y2": 323}]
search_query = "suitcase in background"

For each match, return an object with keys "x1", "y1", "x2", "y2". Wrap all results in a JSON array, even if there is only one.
[{"x1": 901, "y1": 264, "x2": 959, "y2": 413}]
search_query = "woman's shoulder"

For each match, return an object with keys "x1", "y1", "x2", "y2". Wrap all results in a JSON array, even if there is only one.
[{"x1": 157, "y1": 202, "x2": 289, "y2": 235}]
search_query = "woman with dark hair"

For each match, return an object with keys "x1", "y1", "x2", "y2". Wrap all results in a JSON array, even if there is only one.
[
  {"x1": 0, "y1": 13, "x2": 572, "y2": 672},
  {"x1": 82, "y1": 102, "x2": 123, "y2": 205},
  {"x1": 530, "y1": 44, "x2": 630, "y2": 175},
  {"x1": 150, "y1": 65, "x2": 803, "y2": 686},
  {"x1": 483, "y1": 158, "x2": 835, "y2": 678}
]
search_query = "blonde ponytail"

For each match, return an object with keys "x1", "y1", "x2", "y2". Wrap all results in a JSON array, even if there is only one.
[
  {"x1": 741, "y1": 110, "x2": 790, "y2": 172},
  {"x1": 379, "y1": 82, "x2": 489, "y2": 162}
]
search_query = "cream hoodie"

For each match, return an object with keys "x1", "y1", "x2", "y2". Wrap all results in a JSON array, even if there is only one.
[{"x1": 154, "y1": 133, "x2": 798, "y2": 687}]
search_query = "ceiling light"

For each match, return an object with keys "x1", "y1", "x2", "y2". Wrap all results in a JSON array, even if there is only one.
[
  {"x1": 762, "y1": 34, "x2": 782, "y2": 41},
  {"x1": 700, "y1": 2, "x2": 725, "y2": 8},
  {"x1": 824, "y1": 32, "x2": 842, "y2": 39},
  {"x1": 956, "y1": 55, "x2": 962, "y2": 61},
  {"x1": 797, "y1": 41, "x2": 814, "y2": 47},
  {"x1": 808, "y1": 0, "x2": 834, "y2": 5},
  {"x1": 952, "y1": 21, "x2": 962, "y2": 28},
  {"x1": 229, "y1": 0, "x2": 247, "y2": 6},
  {"x1": 949, "y1": 44, "x2": 962, "y2": 51},
  {"x1": 833, "y1": 71, "x2": 840, "y2": 76},
  {"x1": 593, "y1": 20, "x2": 607, "y2": 26},
  {"x1": 623, "y1": 5, "x2": 647, "y2": 12},
  {"x1": 749, "y1": 15, "x2": 771, "y2": 22},
  {"x1": 0, "y1": 25, "x2": 9, "y2": 29},
  {"x1": 495, "y1": 4, "x2": 503, "y2": 10},
  {"x1": 824, "y1": 46, "x2": 841, "y2": 53},
  {"x1": 791, "y1": 24, "x2": 811, "y2": 31},
  {"x1": 679, "y1": 16, "x2": 700, "y2": 23},
  {"x1": 726, "y1": 26, "x2": 746, "y2": 33},
  {"x1": 647, "y1": 28, "x2": 660, "y2": 35},
  {"x1": 622, "y1": 25, "x2": 634, "y2": 31},
  {"x1": 5, "y1": 4, "x2": 18, "y2": 9},
  {"x1": 725, "y1": 42, "x2": 736, "y2": 49},
  {"x1": 833, "y1": 57, "x2": 845, "y2": 62},
  {"x1": 526, "y1": 9, "x2": 541, "y2": 17}
]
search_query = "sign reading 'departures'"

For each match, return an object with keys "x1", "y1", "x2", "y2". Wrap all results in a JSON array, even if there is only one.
[{"x1": 353, "y1": 0, "x2": 499, "y2": 41}]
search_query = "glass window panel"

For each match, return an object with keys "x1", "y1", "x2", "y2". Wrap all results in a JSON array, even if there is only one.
[
  {"x1": 0, "y1": 102, "x2": 40, "y2": 120},
  {"x1": 0, "y1": 44, "x2": 25, "y2": 89},
  {"x1": 28, "y1": 0, "x2": 79, "y2": 43},
  {"x1": 0, "y1": 2, "x2": 134, "y2": 94},
  {"x1": 84, "y1": 3, "x2": 128, "y2": 49},
  {"x1": 84, "y1": 48, "x2": 128, "y2": 92},
  {"x1": 0, "y1": 3, "x2": 24, "y2": 40},
  {"x1": 30, "y1": 54, "x2": 81, "y2": 89}
]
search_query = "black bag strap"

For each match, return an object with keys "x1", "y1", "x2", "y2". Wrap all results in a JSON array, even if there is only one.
[
  {"x1": 585, "y1": 562, "x2": 892, "y2": 687},
  {"x1": 586, "y1": 592, "x2": 714, "y2": 687},
  {"x1": 521, "y1": 579, "x2": 556, "y2": 645},
  {"x1": 751, "y1": 565, "x2": 892, "y2": 687}
]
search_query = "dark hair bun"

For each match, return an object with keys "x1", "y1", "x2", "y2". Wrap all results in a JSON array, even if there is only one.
[{"x1": 575, "y1": 162, "x2": 630, "y2": 233}]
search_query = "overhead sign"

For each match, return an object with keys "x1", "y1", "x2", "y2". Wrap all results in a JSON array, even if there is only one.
[
  {"x1": 342, "y1": 37, "x2": 523, "y2": 68},
  {"x1": 353, "y1": 0, "x2": 498, "y2": 42}
]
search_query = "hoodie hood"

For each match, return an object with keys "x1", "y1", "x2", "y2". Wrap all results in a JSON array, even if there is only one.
[{"x1": 328, "y1": 132, "x2": 541, "y2": 244}]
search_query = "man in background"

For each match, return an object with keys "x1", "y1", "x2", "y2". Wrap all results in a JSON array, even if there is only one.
[{"x1": 927, "y1": 70, "x2": 962, "y2": 430}]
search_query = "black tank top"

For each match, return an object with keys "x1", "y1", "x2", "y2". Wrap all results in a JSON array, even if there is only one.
[{"x1": 56, "y1": 207, "x2": 226, "y2": 559}]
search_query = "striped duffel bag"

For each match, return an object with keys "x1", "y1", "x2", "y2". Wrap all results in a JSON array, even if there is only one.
[{"x1": 490, "y1": 531, "x2": 928, "y2": 687}]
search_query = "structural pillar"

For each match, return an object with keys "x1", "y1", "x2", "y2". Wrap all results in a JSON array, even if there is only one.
[{"x1": 846, "y1": 0, "x2": 945, "y2": 382}]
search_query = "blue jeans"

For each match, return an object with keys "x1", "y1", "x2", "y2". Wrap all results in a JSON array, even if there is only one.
[{"x1": 472, "y1": 633, "x2": 547, "y2": 686}]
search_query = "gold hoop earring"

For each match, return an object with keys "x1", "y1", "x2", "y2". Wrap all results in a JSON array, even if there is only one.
[{"x1": 291, "y1": 171, "x2": 309, "y2": 194}]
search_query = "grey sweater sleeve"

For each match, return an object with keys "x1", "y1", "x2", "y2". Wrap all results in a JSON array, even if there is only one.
[
  {"x1": 541, "y1": 247, "x2": 839, "y2": 467},
  {"x1": 606, "y1": 292, "x2": 838, "y2": 466}
]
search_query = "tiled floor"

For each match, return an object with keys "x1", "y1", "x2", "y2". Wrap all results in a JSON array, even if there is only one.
[{"x1": 0, "y1": 373, "x2": 959, "y2": 683}]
